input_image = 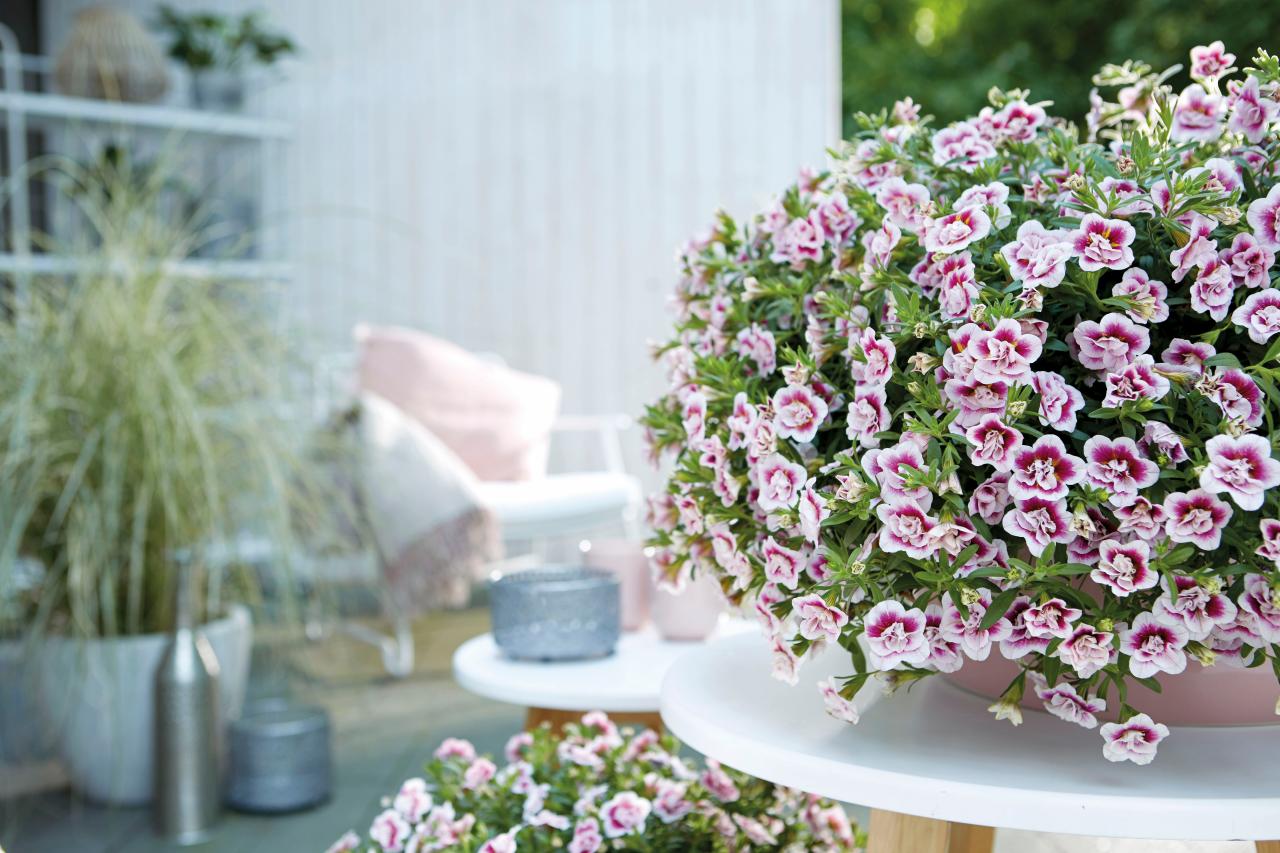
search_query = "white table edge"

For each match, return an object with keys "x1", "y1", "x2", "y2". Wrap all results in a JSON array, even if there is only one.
[
  {"x1": 658, "y1": 637, "x2": 1280, "y2": 842},
  {"x1": 452, "y1": 632, "x2": 673, "y2": 713}
]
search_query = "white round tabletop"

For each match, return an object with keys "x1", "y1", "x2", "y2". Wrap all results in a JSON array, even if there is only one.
[
  {"x1": 453, "y1": 621, "x2": 751, "y2": 713},
  {"x1": 660, "y1": 632, "x2": 1280, "y2": 842}
]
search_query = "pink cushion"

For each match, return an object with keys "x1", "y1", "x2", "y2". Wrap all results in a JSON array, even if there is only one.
[{"x1": 355, "y1": 324, "x2": 561, "y2": 481}]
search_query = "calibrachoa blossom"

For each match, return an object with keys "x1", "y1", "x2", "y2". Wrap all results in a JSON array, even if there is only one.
[
  {"x1": 644, "y1": 43, "x2": 1280, "y2": 766},
  {"x1": 1100, "y1": 714, "x2": 1169, "y2": 765},
  {"x1": 1092, "y1": 538, "x2": 1157, "y2": 597},
  {"x1": 336, "y1": 715, "x2": 863, "y2": 852},
  {"x1": 863, "y1": 599, "x2": 930, "y2": 669}
]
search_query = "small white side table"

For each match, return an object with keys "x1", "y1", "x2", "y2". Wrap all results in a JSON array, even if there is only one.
[
  {"x1": 660, "y1": 632, "x2": 1280, "y2": 853},
  {"x1": 453, "y1": 623, "x2": 750, "y2": 732}
]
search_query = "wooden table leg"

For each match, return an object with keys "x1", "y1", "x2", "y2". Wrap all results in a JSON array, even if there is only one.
[
  {"x1": 948, "y1": 822, "x2": 996, "y2": 853},
  {"x1": 867, "y1": 810, "x2": 995, "y2": 853},
  {"x1": 524, "y1": 707, "x2": 663, "y2": 733},
  {"x1": 869, "y1": 809, "x2": 950, "y2": 853},
  {"x1": 1255, "y1": 843, "x2": 1280, "y2": 853}
]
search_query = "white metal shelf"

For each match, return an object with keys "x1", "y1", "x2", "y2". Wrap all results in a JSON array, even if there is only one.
[
  {"x1": 0, "y1": 252, "x2": 291, "y2": 281},
  {"x1": 0, "y1": 91, "x2": 290, "y2": 140}
]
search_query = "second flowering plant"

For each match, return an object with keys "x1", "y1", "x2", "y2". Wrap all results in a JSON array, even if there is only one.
[
  {"x1": 644, "y1": 43, "x2": 1280, "y2": 764},
  {"x1": 326, "y1": 712, "x2": 862, "y2": 852}
]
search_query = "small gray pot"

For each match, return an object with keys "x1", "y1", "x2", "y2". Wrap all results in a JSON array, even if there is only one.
[{"x1": 489, "y1": 567, "x2": 620, "y2": 661}]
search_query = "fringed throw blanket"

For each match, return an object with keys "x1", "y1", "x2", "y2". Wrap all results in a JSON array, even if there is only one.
[{"x1": 355, "y1": 392, "x2": 500, "y2": 614}]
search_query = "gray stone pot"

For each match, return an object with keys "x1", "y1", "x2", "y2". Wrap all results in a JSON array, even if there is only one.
[
  {"x1": 0, "y1": 639, "x2": 55, "y2": 765},
  {"x1": 38, "y1": 606, "x2": 253, "y2": 805}
]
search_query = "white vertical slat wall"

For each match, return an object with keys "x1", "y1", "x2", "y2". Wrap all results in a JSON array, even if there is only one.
[{"x1": 40, "y1": 0, "x2": 841, "y2": 473}]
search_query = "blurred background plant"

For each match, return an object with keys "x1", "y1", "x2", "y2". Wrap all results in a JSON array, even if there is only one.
[
  {"x1": 0, "y1": 153, "x2": 347, "y2": 640},
  {"x1": 841, "y1": 0, "x2": 1280, "y2": 131},
  {"x1": 153, "y1": 5, "x2": 295, "y2": 74}
]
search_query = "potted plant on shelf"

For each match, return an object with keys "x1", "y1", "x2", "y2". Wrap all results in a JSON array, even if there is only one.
[
  {"x1": 154, "y1": 5, "x2": 297, "y2": 111},
  {"x1": 644, "y1": 43, "x2": 1280, "y2": 765},
  {"x1": 327, "y1": 711, "x2": 864, "y2": 852},
  {"x1": 0, "y1": 159, "x2": 336, "y2": 804}
]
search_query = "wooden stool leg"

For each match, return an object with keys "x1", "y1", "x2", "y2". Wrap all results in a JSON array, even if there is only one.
[
  {"x1": 869, "y1": 809, "x2": 950, "y2": 853},
  {"x1": 948, "y1": 822, "x2": 996, "y2": 853},
  {"x1": 524, "y1": 708, "x2": 663, "y2": 732},
  {"x1": 867, "y1": 810, "x2": 995, "y2": 853},
  {"x1": 1255, "y1": 843, "x2": 1280, "y2": 853}
]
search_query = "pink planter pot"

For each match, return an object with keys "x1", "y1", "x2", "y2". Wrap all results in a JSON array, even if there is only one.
[
  {"x1": 581, "y1": 539, "x2": 651, "y2": 631},
  {"x1": 945, "y1": 655, "x2": 1280, "y2": 725},
  {"x1": 651, "y1": 572, "x2": 725, "y2": 642}
]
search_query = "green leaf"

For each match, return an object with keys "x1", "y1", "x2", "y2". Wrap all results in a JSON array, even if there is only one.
[{"x1": 980, "y1": 587, "x2": 1021, "y2": 630}]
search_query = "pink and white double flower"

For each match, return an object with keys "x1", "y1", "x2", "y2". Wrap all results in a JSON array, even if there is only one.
[
  {"x1": 967, "y1": 319, "x2": 1043, "y2": 385},
  {"x1": 845, "y1": 388, "x2": 891, "y2": 448},
  {"x1": 1100, "y1": 713, "x2": 1169, "y2": 765},
  {"x1": 1071, "y1": 214, "x2": 1136, "y2": 271},
  {"x1": 1091, "y1": 539, "x2": 1157, "y2": 597},
  {"x1": 1221, "y1": 233, "x2": 1276, "y2": 289},
  {"x1": 1007, "y1": 435, "x2": 1084, "y2": 501},
  {"x1": 1082, "y1": 436, "x2": 1158, "y2": 507},
  {"x1": 1001, "y1": 496, "x2": 1075, "y2": 556},
  {"x1": 968, "y1": 472, "x2": 1011, "y2": 525},
  {"x1": 1001, "y1": 220, "x2": 1074, "y2": 288},
  {"x1": 1228, "y1": 75, "x2": 1279, "y2": 143},
  {"x1": 1030, "y1": 370, "x2": 1085, "y2": 432},
  {"x1": 864, "y1": 440, "x2": 933, "y2": 507},
  {"x1": 1072, "y1": 313, "x2": 1149, "y2": 372},
  {"x1": 754, "y1": 453, "x2": 807, "y2": 512},
  {"x1": 1035, "y1": 680, "x2": 1106, "y2": 729},
  {"x1": 1171, "y1": 84, "x2": 1225, "y2": 143},
  {"x1": 1231, "y1": 288, "x2": 1280, "y2": 344},
  {"x1": 848, "y1": 327, "x2": 896, "y2": 391},
  {"x1": 863, "y1": 599, "x2": 930, "y2": 670},
  {"x1": 876, "y1": 501, "x2": 939, "y2": 559},
  {"x1": 1238, "y1": 574, "x2": 1280, "y2": 643},
  {"x1": 793, "y1": 594, "x2": 849, "y2": 644},
  {"x1": 1247, "y1": 184, "x2": 1280, "y2": 250},
  {"x1": 1112, "y1": 268, "x2": 1169, "y2": 323},
  {"x1": 1121, "y1": 612, "x2": 1189, "y2": 678},
  {"x1": 1023, "y1": 598, "x2": 1082, "y2": 639},
  {"x1": 1163, "y1": 489, "x2": 1234, "y2": 550},
  {"x1": 941, "y1": 590, "x2": 1012, "y2": 662},
  {"x1": 874, "y1": 177, "x2": 931, "y2": 233},
  {"x1": 923, "y1": 206, "x2": 993, "y2": 254},
  {"x1": 1057, "y1": 623, "x2": 1115, "y2": 678},
  {"x1": 760, "y1": 535, "x2": 805, "y2": 589},
  {"x1": 965, "y1": 415, "x2": 1024, "y2": 472},
  {"x1": 1102, "y1": 355, "x2": 1171, "y2": 409},
  {"x1": 771, "y1": 384, "x2": 829, "y2": 443},
  {"x1": 1154, "y1": 575, "x2": 1237, "y2": 641},
  {"x1": 599, "y1": 792, "x2": 651, "y2": 839},
  {"x1": 1199, "y1": 434, "x2": 1280, "y2": 510}
]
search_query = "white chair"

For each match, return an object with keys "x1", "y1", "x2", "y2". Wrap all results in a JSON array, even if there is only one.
[{"x1": 302, "y1": 353, "x2": 643, "y2": 677}]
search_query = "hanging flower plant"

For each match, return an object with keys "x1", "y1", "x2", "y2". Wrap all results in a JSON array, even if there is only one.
[
  {"x1": 325, "y1": 713, "x2": 863, "y2": 852},
  {"x1": 643, "y1": 43, "x2": 1280, "y2": 764}
]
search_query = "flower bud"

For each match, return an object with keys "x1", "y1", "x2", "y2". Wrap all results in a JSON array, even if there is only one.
[
  {"x1": 906, "y1": 381, "x2": 922, "y2": 396},
  {"x1": 1064, "y1": 173, "x2": 1087, "y2": 192},
  {"x1": 1007, "y1": 400, "x2": 1027, "y2": 418},
  {"x1": 908, "y1": 352, "x2": 939, "y2": 373},
  {"x1": 988, "y1": 699, "x2": 1023, "y2": 726},
  {"x1": 1219, "y1": 205, "x2": 1241, "y2": 226},
  {"x1": 1098, "y1": 618, "x2": 1115, "y2": 632},
  {"x1": 848, "y1": 560, "x2": 867, "y2": 576},
  {"x1": 913, "y1": 322, "x2": 930, "y2": 339},
  {"x1": 1116, "y1": 154, "x2": 1135, "y2": 174},
  {"x1": 743, "y1": 276, "x2": 763, "y2": 300},
  {"x1": 960, "y1": 587, "x2": 982, "y2": 607},
  {"x1": 1188, "y1": 645, "x2": 1217, "y2": 667},
  {"x1": 968, "y1": 304, "x2": 987, "y2": 323}
]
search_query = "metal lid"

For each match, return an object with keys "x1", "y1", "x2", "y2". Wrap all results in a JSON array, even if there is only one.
[{"x1": 232, "y1": 704, "x2": 329, "y2": 737}]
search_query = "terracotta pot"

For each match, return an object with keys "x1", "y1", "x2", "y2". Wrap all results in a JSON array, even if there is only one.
[
  {"x1": 651, "y1": 572, "x2": 725, "y2": 642},
  {"x1": 581, "y1": 539, "x2": 650, "y2": 631},
  {"x1": 945, "y1": 654, "x2": 1280, "y2": 725}
]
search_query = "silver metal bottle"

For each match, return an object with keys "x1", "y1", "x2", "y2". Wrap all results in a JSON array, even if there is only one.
[{"x1": 154, "y1": 568, "x2": 222, "y2": 844}]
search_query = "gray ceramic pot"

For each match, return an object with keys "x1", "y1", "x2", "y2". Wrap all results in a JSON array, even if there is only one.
[{"x1": 489, "y1": 567, "x2": 620, "y2": 661}]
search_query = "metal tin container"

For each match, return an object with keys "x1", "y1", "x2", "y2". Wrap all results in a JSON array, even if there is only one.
[
  {"x1": 489, "y1": 566, "x2": 621, "y2": 661},
  {"x1": 225, "y1": 702, "x2": 331, "y2": 814}
]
